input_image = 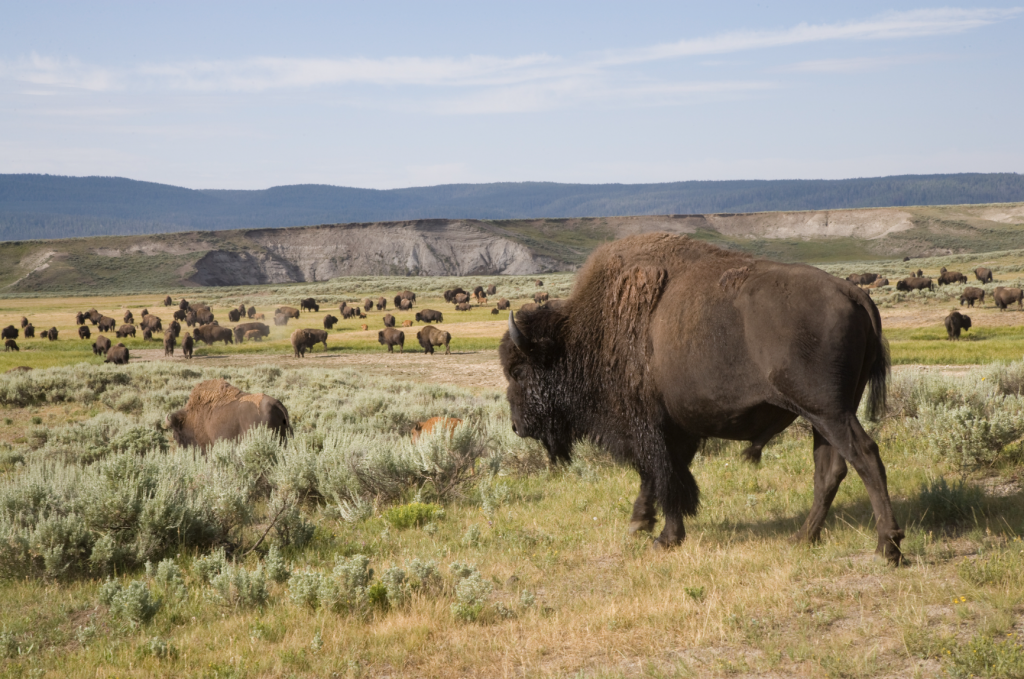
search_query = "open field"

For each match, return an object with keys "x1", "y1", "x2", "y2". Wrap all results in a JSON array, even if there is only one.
[{"x1": 2, "y1": 256, "x2": 1024, "y2": 678}]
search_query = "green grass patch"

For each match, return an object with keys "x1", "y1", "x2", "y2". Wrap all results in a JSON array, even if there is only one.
[{"x1": 888, "y1": 325, "x2": 1024, "y2": 364}]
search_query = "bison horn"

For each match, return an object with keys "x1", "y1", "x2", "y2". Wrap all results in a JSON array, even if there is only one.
[{"x1": 508, "y1": 310, "x2": 532, "y2": 355}]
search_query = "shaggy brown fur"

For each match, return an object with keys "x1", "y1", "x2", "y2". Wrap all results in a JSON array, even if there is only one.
[
  {"x1": 165, "y1": 379, "x2": 291, "y2": 449},
  {"x1": 975, "y1": 267, "x2": 993, "y2": 283},
  {"x1": 960, "y1": 287, "x2": 985, "y2": 307},
  {"x1": 417, "y1": 326, "x2": 451, "y2": 355},
  {"x1": 291, "y1": 328, "x2": 328, "y2": 357},
  {"x1": 993, "y1": 286, "x2": 1024, "y2": 310},
  {"x1": 378, "y1": 328, "x2": 404, "y2": 352},
  {"x1": 233, "y1": 322, "x2": 270, "y2": 344},
  {"x1": 105, "y1": 343, "x2": 129, "y2": 364}
]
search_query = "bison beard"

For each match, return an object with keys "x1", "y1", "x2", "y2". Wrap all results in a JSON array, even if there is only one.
[{"x1": 499, "y1": 233, "x2": 903, "y2": 563}]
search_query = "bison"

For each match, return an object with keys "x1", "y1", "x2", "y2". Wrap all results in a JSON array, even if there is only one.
[
  {"x1": 86, "y1": 309, "x2": 102, "y2": 325},
  {"x1": 291, "y1": 328, "x2": 328, "y2": 357},
  {"x1": 105, "y1": 343, "x2": 129, "y2": 365},
  {"x1": 517, "y1": 302, "x2": 538, "y2": 314},
  {"x1": 124, "y1": 310, "x2": 134, "y2": 324},
  {"x1": 75, "y1": 312, "x2": 86, "y2": 326},
  {"x1": 185, "y1": 310, "x2": 198, "y2": 327},
  {"x1": 455, "y1": 302, "x2": 471, "y2": 311},
  {"x1": 363, "y1": 298, "x2": 373, "y2": 312},
  {"x1": 116, "y1": 324, "x2": 136, "y2": 339},
  {"x1": 179, "y1": 299, "x2": 190, "y2": 311},
  {"x1": 895, "y1": 277, "x2": 933, "y2": 292},
  {"x1": 274, "y1": 313, "x2": 290, "y2": 326},
  {"x1": 417, "y1": 326, "x2": 451, "y2": 355},
  {"x1": 399, "y1": 299, "x2": 412, "y2": 311},
  {"x1": 1, "y1": 326, "x2": 17, "y2": 340},
  {"x1": 415, "y1": 309, "x2": 444, "y2": 324},
  {"x1": 444, "y1": 287, "x2": 467, "y2": 303},
  {"x1": 535, "y1": 279, "x2": 544, "y2": 286},
  {"x1": 79, "y1": 325, "x2": 91, "y2": 340},
  {"x1": 163, "y1": 329, "x2": 176, "y2": 356},
  {"x1": 165, "y1": 379, "x2": 292, "y2": 450},
  {"x1": 960, "y1": 287, "x2": 985, "y2": 307},
  {"x1": 402, "y1": 320, "x2": 414, "y2": 327},
  {"x1": 169, "y1": 321, "x2": 181, "y2": 338},
  {"x1": 410, "y1": 417, "x2": 463, "y2": 444},
  {"x1": 975, "y1": 267, "x2": 994, "y2": 283},
  {"x1": 19, "y1": 317, "x2": 28, "y2": 329},
  {"x1": 937, "y1": 271, "x2": 967, "y2": 285},
  {"x1": 378, "y1": 328, "x2": 405, "y2": 353},
  {"x1": 193, "y1": 309, "x2": 214, "y2": 325},
  {"x1": 182, "y1": 333, "x2": 194, "y2": 359},
  {"x1": 45, "y1": 327, "x2": 58, "y2": 341},
  {"x1": 97, "y1": 316, "x2": 116, "y2": 332},
  {"x1": 143, "y1": 329, "x2": 153, "y2": 341},
  {"x1": 491, "y1": 308, "x2": 499, "y2": 315},
  {"x1": 945, "y1": 311, "x2": 972, "y2": 340},
  {"x1": 323, "y1": 314, "x2": 339, "y2": 329},
  {"x1": 247, "y1": 305, "x2": 256, "y2": 319},
  {"x1": 139, "y1": 315, "x2": 162, "y2": 334},
  {"x1": 92, "y1": 335, "x2": 111, "y2": 356},
  {"x1": 500, "y1": 233, "x2": 903, "y2": 563},
  {"x1": 496, "y1": 298, "x2": 510, "y2": 310},
  {"x1": 486, "y1": 284, "x2": 497, "y2": 296},
  {"x1": 473, "y1": 286, "x2": 485, "y2": 301},
  {"x1": 173, "y1": 309, "x2": 187, "y2": 322},
  {"x1": 846, "y1": 273, "x2": 879, "y2": 286},
  {"x1": 228, "y1": 309, "x2": 242, "y2": 323},
  {"x1": 993, "y1": 287, "x2": 1024, "y2": 310},
  {"x1": 164, "y1": 295, "x2": 173, "y2": 306},
  {"x1": 376, "y1": 297, "x2": 387, "y2": 311},
  {"x1": 534, "y1": 291, "x2": 550, "y2": 304},
  {"x1": 300, "y1": 298, "x2": 319, "y2": 312},
  {"x1": 194, "y1": 323, "x2": 234, "y2": 346},
  {"x1": 383, "y1": 313, "x2": 396, "y2": 328},
  {"x1": 4, "y1": 339, "x2": 18, "y2": 352},
  {"x1": 867, "y1": 278, "x2": 889, "y2": 288},
  {"x1": 23, "y1": 324, "x2": 34, "y2": 338},
  {"x1": 243, "y1": 330, "x2": 263, "y2": 342},
  {"x1": 277, "y1": 306, "x2": 300, "y2": 320},
  {"x1": 915, "y1": 269, "x2": 923, "y2": 278},
  {"x1": 453, "y1": 292, "x2": 470, "y2": 305}
]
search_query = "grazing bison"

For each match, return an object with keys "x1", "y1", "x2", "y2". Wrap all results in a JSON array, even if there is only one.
[
  {"x1": 86, "y1": 309, "x2": 102, "y2": 325},
  {"x1": 75, "y1": 312, "x2": 86, "y2": 326},
  {"x1": 417, "y1": 326, "x2": 451, "y2": 355},
  {"x1": 182, "y1": 333, "x2": 194, "y2": 359},
  {"x1": 105, "y1": 343, "x2": 129, "y2": 365},
  {"x1": 500, "y1": 233, "x2": 903, "y2": 562},
  {"x1": 300, "y1": 298, "x2": 319, "y2": 312},
  {"x1": 277, "y1": 306, "x2": 300, "y2": 319},
  {"x1": 163, "y1": 329, "x2": 176, "y2": 356},
  {"x1": 444, "y1": 288, "x2": 468, "y2": 303},
  {"x1": 243, "y1": 330, "x2": 263, "y2": 342},
  {"x1": 4, "y1": 339, "x2": 18, "y2": 352},
  {"x1": 323, "y1": 314, "x2": 339, "y2": 329},
  {"x1": 92, "y1": 335, "x2": 111, "y2": 356},
  {"x1": 534, "y1": 291, "x2": 550, "y2": 304},
  {"x1": 378, "y1": 328, "x2": 405, "y2": 352},
  {"x1": 495, "y1": 298, "x2": 510, "y2": 310},
  {"x1": 491, "y1": 308, "x2": 499, "y2": 314},
  {"x1": 993, "y1": 287, "x2": 1024, "y2": 310},
  {"x1": 140, "y1": 315, "x2": 162, "y2": 334},
  {"x1": 228, "y1": 309, "x2": 242, "y2": 323},
  {"x1": 79, "y1": 325, "x2": 91, "y2": 340},
  {"x1": 247, "y1": 306, "x2": 256, "y2": 318},
  {"x1": 410, "y1": 417, "x2": 463, "y2": 443},
  {"x1": 164, "y1": 295, "x2": 173, "y2": 306},
  {"x1": 23, "y1": 324, "x2": 34, "y2": 338},
  {"x1": 97, "y1": 316, "x2": 116, "y2": 332},
  {"x1": 938, "y1": 271, "x2": 968, "y2": 285},
  {"x1": 455, "y1": 302, "x2": 471, "y2": 311},
  {"x1": 960, "y1": 287, "x2": 985, "y2": 307},
  {"x1": 116, "y1": 324, "x2": 136, "y2": 338},
  {"x1": 123, "y1": 310, "x2": 135, "y2": 324},
  {"x1": 194, "y1": 323, "x2": 234, "y2": 345},
  {"x1": 19, "y1": 317, "x2": 28, "y2": 329},
  {"x1": 402, "y1": 320, "x2": 414, "y2": 327},
  {"x1": 945, "y1": 311, "x2": 972, "y2": 340},
  {"x1": 846, "y1": 273, "x2": 879, "y2": 286},
  {"x1": 1, "y1": 326, "x2": 17, "y2": 340},
  {"x1": 362, "y1": 298, "x2": 373, "y2": 312},
  {"x1": 416, "y1": 309, "x2": 444, "y2": 324},
  {"x1": 165, "y1": 379, "x2": 292, "y2": 450},
  {"x1": 383, "y1": 313, "x2": 396, "y2": 328},
  {"x1": 376, "y1": 297, "x2": 387, "y2": 311},
  {"x1": 486, "y1": 284, "x2": 497, "y2": 296},
  {"x1": 399, "y1": 299, "x2": 412, "y2": 311},
  {"x1": 173, "y1": 309, "x2": 187, "y2": 322},
  {"x1": 291, "y1": 328, "x2": 328, "y2": 357},
  {"x1": 274, "y1": 313, "x2": 290, "y2": 326},
  {"x1": 453, "y1": 292, "x2": 470, "y2": 305},
  {"x1": 896, "y1": 277, "x2": 933, "y2": 292},
  {"x1": 974, "y1": 267, "x2": 994, "y2": 283}
]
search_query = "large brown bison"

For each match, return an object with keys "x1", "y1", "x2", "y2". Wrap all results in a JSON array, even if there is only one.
[
  {"x1": 165, "y1": 379, "x2": 292, "y2": 450},
  {"x1": 534, "y1": 291, "x2": 550, "y2": 304},
  {"x1": 399, "y1": 290, "x2": 416, "y2": 303},
  {"x1": 453, "y1": 292, "x2": 470, "y2": 305},
  {"x1": 362, "y1": 298, "x2": 373, "y2": 312},
  {"x1": 277, "y1": 306, "x2": 300, "y2": 319},
  {"x1": 378, "y1": 328, "x2": 404, "y2": 352},
  {"x1": 945, "y1": 311, "x2": 972, "y2": 340},
  {"x1": 937, "y1": 271, "x2": 967, "y2": 285},
  {"x1": 960, "y1": 287, "x2": 985, "y2": 307},
  {"x1": 376, "y1": 297, "x2": 387, "y2": 311},
  {"x1": 495, "y1": 298, "x2": 511, "y2": 310},
  {"x1": 500, "y1": 233, "x2": 902, "y2": 563},
  {"x1": 105, "y1": 343, "x2": 129, "y2": 365},
  {"x1": 19, "y1": 317, "x2": 27, "y2": 329},
  {"x1": 163, "y1": 329, "x2": 176, "y2": 356},
  {"x1": 86, "y1": 309, "x2": 102, "y2": 325},
  {"x1": 92, "y1": 335, "x2": 111, "y2": 356},
  {"x1": 323, "y1": 314, "x2": 339, "y2": 329},
  {"x1": 193, "y1": 308, "x2": 214, "y2": 325},
  {"x1": 140, "y1": 315, "x2": 162, "y2": 334},
  {"x1": 974, "y1": 267, "x2": 994, "y2": 283},
  {"x1": 75, "y1": 311, "x2": 86, "y2": 326},
  {"x1": 228, "y1": 309, "x2": 242, "y2": 323},
  {"x1": 116, "y1": 324, "x2": 136, "y2": 338},
  {"x1": 23, "y1": 324, "x2": 34, "y2": 338},
  {"x1": 123, "y1": 310, "x2": 135, "y2": 324},
  {"x1": 173, "y1": 309, "x2": 187, "y2": 322},
  {"x1": 416, "y1": 309, "x2": 444, "y2": 324},
  {"x1": 444, "y1": 287, "x2": 467, "y2": 303},
  {"x1": 846, "y1": 273, "x2": 879, "y2": 286},
  {"x1": 399, "y1": 299, "x2": 412, "y2": 311},
  {"x1": 473, "y1": 286, "x2": 485, "y2": 301},
  {"x1": 896, "y1": 277, "x2": 933, "y2": 292},
  {"x1": 184, "y1": 310, "x2": 198, "y2": 327},
  {"x1": 486, "y1": 284, "x2": 497, "y2": 296},
  {"x1": 44, "y1": 327, "x2": 58, "y2": 341},
  {"x1": 194, "y1": 323, "x2": 234, "y2": 345},
  {"x1": 300, "y1": 298, "x2": 319, "y2": 312},
  {"x1": 1, "y1": 326, "x2": 17, "y2": 340},
  {"x1": 233, "y1": 322, "x2": 270, "y2": 344},
  {"x1": 169, "y1": 320, "x2": 181, "y2": 338},
  {"x1": 382, "y1": 313, "x2": 396, "y2": 328},
  {"x1": 247, "y1": 306, "x2": 257, "y2": 319},
  {"x1": 163, "y1": 295, "x2": 173, "y2": 306},
  {"x1": 417, "y1": 326, "x2": 451, "y2": 355},
  {"x1": 78, "y1": 325, "x2": 91, "y2": 340},
  {"x1": 179, "y1": 299, "x2": 190, "y2": 311},
  {"x1": 291, "y1": 328, "x2": 328, "y2": 357},
  {"x1": 97, "y1": 316, "x2": 116, "y2": 332},
  {"x1": 993, "y1": 287, "x2": 1024, "y2": 310},
  {"x1": 182, "y1": 333, "x2": 194, "y2": 359}
]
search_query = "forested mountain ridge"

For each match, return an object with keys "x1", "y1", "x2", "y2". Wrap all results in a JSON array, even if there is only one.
[{"x1": 1, "y1": 172, "x2": 1023, "y2": 241}]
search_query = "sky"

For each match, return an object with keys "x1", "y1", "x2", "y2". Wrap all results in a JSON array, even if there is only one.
[{"x1": 0, "y1": 1, "x2": 1021, "y2": 190}]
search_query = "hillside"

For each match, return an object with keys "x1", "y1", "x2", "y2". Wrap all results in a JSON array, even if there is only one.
[
  {"x1": 1, "y1": 202, "x2": 1023, "y2": 295},
  {"x1": 2, "y1": 173, "x2": 1024, "y2": 241}
]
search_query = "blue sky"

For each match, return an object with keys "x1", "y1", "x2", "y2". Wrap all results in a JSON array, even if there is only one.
[{"x1": 1, "y1": 2, "x2": 1021, "y2": 189}]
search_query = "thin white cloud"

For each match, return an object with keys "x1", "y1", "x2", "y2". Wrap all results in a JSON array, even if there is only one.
[
  {"x1": 784, "y1": 55, "x2": 936, "y2": 73},
  {"x1": 0, "y1": 53, "x2": 117, "y2": 91}
]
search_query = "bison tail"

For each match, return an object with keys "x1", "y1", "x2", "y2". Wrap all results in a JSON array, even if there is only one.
[{"x1": 860, "y1": 294, "x2": 890, "y2": 422}]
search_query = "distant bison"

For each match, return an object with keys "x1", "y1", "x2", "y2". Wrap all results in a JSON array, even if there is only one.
[
  {"x1": 182, "y1": 333, "x2": 194, "y2": 359},
  {"x1": 277, "y1": 306, "x2": 300, "y2": 319},
  {"x1": 455, "y1": 302, "x2": 471, "y2": 311},
  {"x1": 491, "y1": 308, "x2": 499, "y2": 314},
  {"x1": 116, "y1": 324, "x2": 136, "y2": 338},
  {"x1": 19, "y1": 317, "x2": 28, "y2": 329},
  {"x1": 291, "y1": 328, "x2": 328, "y2": 357},
  {"x1": 163, "y1": 329, "x2": 176, "y2": 356},
  {"x1": 993, "y1": 287, "x2": 1024, "y2": 310},
  {"x1": 164, "y1": 295, "x2": 173, "y2": 306},
  {"x1": 399, "y1": 299, "x2": 412, "y2": 311},
  {"x1": 846, "y1": 273, "x2": 879, "y2": 286},
  {"x1": 75, "y1": 312, "x2": 86, "y2": 326},
  {"x1": 179, "y1": 299, "x2": 190, "y2": 311},
  {"x1": 123, "y1": 310, "x2": 134, "y2": 324},
  {"x1": 945, "y1": 311, "x2": 972, "y2": 340},
  {"x1": 143, "y1": 329, "x2": 153, "y2": 341},
  {"x1": 165, "y1": 379, "x2": 292, "y2": 450},
  {"x1": 323, "y1": 314, "x2": 339, "y2": 329},
  {"x1": 228, "y1": 309, "x2": 242, "y2": 323},
  {"x1": 173, "y1": 309, "x2": 187, "y2": 322},
  {"x1": 1, "y1": 326, "x2": 18, "y2": 340},
  {"x1": 98, "y1": 316, "x2": 117, "y2": 332},
  {"x1": 169, "y1": 321, "x2": 181, "y2": 338},
  {"x1": 185, "y1": 310, "x2": 198, "y2": 327},
  {"x1": 495, "y1": 298, "x2": 510, "y2": 310},
  {"x1": 86, "y1": 309, "x2": 102, "y2": 325},
  {"x1": 444, "y1": 287, "x2": 467, "y2": 303},
  {"x1": 410, "y1": 416, "x2": 462, "y2": 444},
  {"x1": 417, "y1": 325, "x2": 451, "y2": 355},
  {"x1": 383, "y1": 313, "x2": 396, "y2": 328},
  {"x1": 486, "y1": 284, "x2": 497, "y2": 295},
  {"x1": 23, "y1": 324, "x2": 34, "y2": 338},
  {"x1": 473, "y1": 286, "x2": 485, "y2": 301},
  {"x1": 974, "y1": 267, "x2": 994, "y2": 283},
  {"x1": 79, "y1": 325, "x2": 91, "y2": 340},
  {"x1": 274, "y1": 313, "x2": 290, "y2": 326},
  {"x1": 535, "y1": 279, "x2": 544, "y2": 286},
  {"x1": 92, "y1": 336, "x2": 111, "y2": 356},
  {"x1": 243, "y1": 330, "x2": 263, "y2": 342},
  {"x1": 247, "y1": 306, "x2": 256, "y2": 318},
  {"x1": 534, "y1": 291, "x2": 550, "y2": 304},
  {"x1": 402, "y1": 320, "x2": 413, "y2": 327},
  {"x1": 896, "y1": 277, "x2": 933, "y2": 292},
  {"x1": 193, "y1": 309, "x2": 214, "y2": 325},
  {"x1": 4, "y1": 339, "x2": 18, "y2": 352},
  {"x1": 105, "y1": 343, "x2": 129, "y2": 365},
  {"x1": 378, "y1": 328, "x2": 405, "y2": 352},
  {"x1": 300, "y1": 298, "x2": 319, "y2": 312},
  {"x1": 960, "y1": 287, "x2": 985, "y2": 307},
  {"x1": 518, "y1": 302, "x2": 539, "y2": 314},
  {"x1": 363, "y1": 298, "x2": 373, "y2": 312},
  {"x1": 233, "y1": 322, "x2": 270, "y2": 344},
  {"x1": 453, "y1": 293, "x2": 470, "y2": 305},
  {"x1": 416, "y1": 309, "x2": 444, "y2": 324},
  {"x1": 937, "y1": 270, "x2": 967, "y2": 285},
  {"x1": 46, "y1": 327, "x2": 58, "y2": 341},
  {"x1": 139, "y1": 315, "x2": 162, "y2": 334},
  {"x1": 194, "y1": 323, "x2": 234, "y2": 346},
  {"x1": 915, "y1": 269, "x2": 923, "y2": 278},
  {"x1": 867, "y1": 278, "x2": 889, "y2": 288},
  {"x1": 376, "y1": 297, "x2": 387, "y2": 311}
]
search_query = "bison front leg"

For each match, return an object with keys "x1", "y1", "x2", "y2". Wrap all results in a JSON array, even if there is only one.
[
  {"x1": 628, "y1": 474, "x2": 657, "y2": 535},
  {"x1": 793, "y1": 428, "x2": 848, "y2": 544}
]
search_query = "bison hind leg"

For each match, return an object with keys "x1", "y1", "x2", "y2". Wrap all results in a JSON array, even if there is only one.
[{"x1": 741, "y1": 445, "x2": 763, "y2": 464}]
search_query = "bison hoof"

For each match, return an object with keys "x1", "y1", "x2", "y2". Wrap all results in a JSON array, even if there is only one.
[
  {"x1": 628, "y1": 519, "x2": 655, "y2": 535},
  {"x1": 876, "y1": 529, "x2": 906, "y2": 566},
  {"x1": 651, "y1": 537, "x2": 680, "y2": 551}
]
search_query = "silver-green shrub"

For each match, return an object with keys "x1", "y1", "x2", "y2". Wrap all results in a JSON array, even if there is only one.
[{"x1": 207, "y1": 562, "x2": 269, "y2": 609}]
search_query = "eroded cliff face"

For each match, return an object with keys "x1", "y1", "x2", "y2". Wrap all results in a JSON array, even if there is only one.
[{"x1": 190, "y1": 220, "x2": 564, "y2": 284}]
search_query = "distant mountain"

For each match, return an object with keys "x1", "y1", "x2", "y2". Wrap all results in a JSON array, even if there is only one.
[{"x1": 1, "y1": 172, "x2": 1023, "y2": 241}]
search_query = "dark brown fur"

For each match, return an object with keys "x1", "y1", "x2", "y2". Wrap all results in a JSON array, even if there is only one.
[
  {"x1": 291, "y1": 328, "x2": 328, "y2": 357},
  {"x1": 417, "y1": 326, "x2": 451, "y2": 355},
  {"x1": 165, "y1": 379, "x2": 291, "y2": 450},
  {"x1": 378, "y1": 328, "x2": 404, "y2": 352}
]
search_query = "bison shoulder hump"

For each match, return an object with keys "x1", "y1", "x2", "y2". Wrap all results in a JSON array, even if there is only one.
[{"x1": 718, "y1": 266, "x2": 750, "y2": 290}]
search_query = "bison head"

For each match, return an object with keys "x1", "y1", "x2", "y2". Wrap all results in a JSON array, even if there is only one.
[{"x1": 500, "y1": 310, "x2": 574, "y2": 464}]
